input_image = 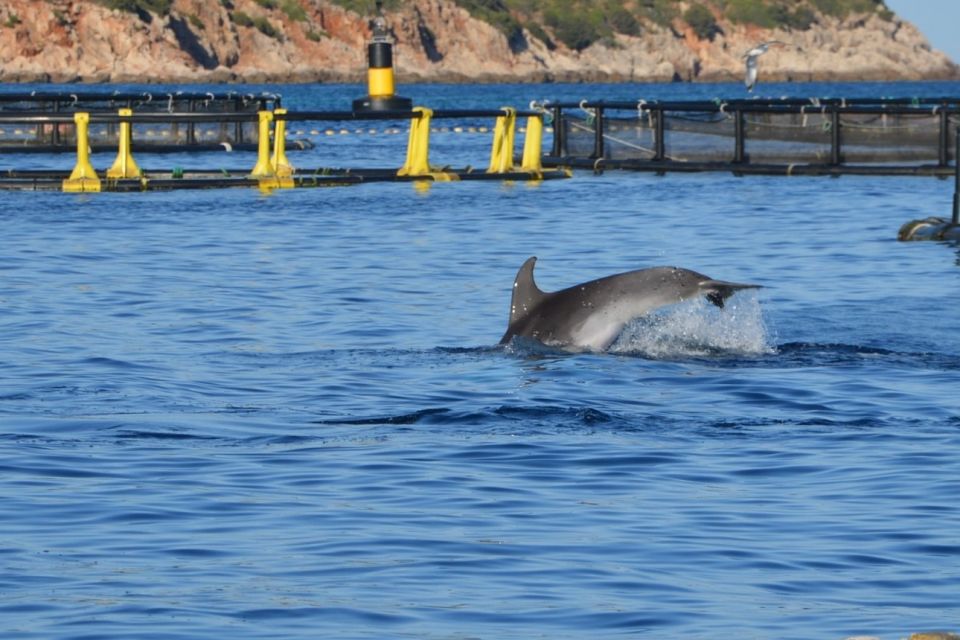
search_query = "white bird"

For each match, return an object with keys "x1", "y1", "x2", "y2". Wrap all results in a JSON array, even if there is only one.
[{"x1": 743, "y1": 41, "x2": 786, "y2": 92}]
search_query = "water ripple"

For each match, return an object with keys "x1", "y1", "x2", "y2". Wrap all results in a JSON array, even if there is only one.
[{"x1": 3, "y1": 80, "x2": 960, "y2": 640}]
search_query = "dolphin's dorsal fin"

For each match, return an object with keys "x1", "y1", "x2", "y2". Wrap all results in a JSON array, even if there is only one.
[{"x1": 509, "y1": 256, "x2": 547, "y2": 325}]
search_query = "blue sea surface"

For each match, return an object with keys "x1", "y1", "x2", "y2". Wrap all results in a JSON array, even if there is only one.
[{"x1": 2, "y1": 81, "x2": 960, "y2": 639}]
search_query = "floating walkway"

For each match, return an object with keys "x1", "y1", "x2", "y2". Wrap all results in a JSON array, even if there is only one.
[
  {"x1": 0, "y1": 91, "x2": 291, "y2": 153},
  {"x1": 540, "y1": 97, "x2": 960, "y2": 177},
  {"x1": 0, "y1": 104, "x2": 566, "y2": 192}
]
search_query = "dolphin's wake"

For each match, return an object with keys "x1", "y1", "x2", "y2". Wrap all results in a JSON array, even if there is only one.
[{"x1": 610, "y1": 293, "x2": 773, "y2": 358}]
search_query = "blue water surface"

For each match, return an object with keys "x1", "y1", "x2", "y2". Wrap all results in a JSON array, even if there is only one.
[{"x1": 1, "y1": 81, "x2": 960, "y2": 640}]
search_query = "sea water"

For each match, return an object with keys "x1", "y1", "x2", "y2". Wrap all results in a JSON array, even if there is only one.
[{"x1": 1, "y1": 81, "x2": 959, "y2": 639}]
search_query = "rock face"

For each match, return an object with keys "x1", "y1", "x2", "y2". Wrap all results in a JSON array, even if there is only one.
[{"x1": 0, "y1": 0, "x2": 955, "y2": 84}]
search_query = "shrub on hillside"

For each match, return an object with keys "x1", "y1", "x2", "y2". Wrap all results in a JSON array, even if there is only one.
[
  {"x1": 636, "y1": 0, "x2": 678, "y2": 26},
  {"x1": 96, "y1": 0, "x2": 173, "y2": 16},
  {"x1": 810, "y1": 0, "x2": 888, "y2": 17},
  {"x1": 280, "y1": 0, "x2": 308, "y2": 22},
  {"x1": 683, "y1": 3, "x2": 719, "y2": 40},
  {"x1": 725, "y1": 0, "x2": 777, "y2": 28},
  {"x1": 328, "y1": 0, "x2": 402, "y2": 14},
  {"x1": 783, "y1": 6, "x2": 816, "y2": 30},
  {"x1": 607, "y1": 6, "x2": 641, "y2": 36},
  {"x1": 232, "y1": 10, "x2": 281, "y2": 39},
  {"x1": 458, "y1": 0, "x2": 524, "y2": 43},
  {"x1": 544, "y1": 5, "x2": 607, "y2": 51}
]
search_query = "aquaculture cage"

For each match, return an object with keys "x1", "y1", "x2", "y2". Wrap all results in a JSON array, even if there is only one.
[
  {"x1": 544, "y1": 98, "x2": 960, "y2": 175},
  {"x1": 0, "y1": 91, "x2": 281, "y2": 152},
  {"x1": 0, "y1": 105, "x2": 565, "y2": 192}
]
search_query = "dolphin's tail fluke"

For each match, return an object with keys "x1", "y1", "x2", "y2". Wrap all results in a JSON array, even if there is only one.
[{"x1": 700, "y1": 280, "x2": 762, "y2": 309}]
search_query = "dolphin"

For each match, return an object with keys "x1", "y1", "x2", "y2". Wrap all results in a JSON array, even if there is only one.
[{"x1": 499, "y1": 256, "x2": 761, "y2": 352}]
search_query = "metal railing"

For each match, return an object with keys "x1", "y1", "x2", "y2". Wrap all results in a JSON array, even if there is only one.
[
  {"x1": 538, "y1": 97, "x2": 960, "y2": 175},
  {"x1": 0, "y1": 91, "x2": 280, "y2": 151},
  {"x1": 0, "y1": 105, "x2": 553, "y2": 192}
]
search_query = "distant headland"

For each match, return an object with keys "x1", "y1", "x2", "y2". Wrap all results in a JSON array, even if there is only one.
[{"x1": 0, "y1": 0, "x2": 956, "y2": 84}]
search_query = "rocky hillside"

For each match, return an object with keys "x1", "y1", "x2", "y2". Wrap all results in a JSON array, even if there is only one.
[{"x1": 0, "y1": 0, "x2": 955, "y2": 83}]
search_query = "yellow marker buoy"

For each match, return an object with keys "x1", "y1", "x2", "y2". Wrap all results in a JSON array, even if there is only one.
[{"x1": 352, "y1": 2, "x2": 411, "y2": 112}]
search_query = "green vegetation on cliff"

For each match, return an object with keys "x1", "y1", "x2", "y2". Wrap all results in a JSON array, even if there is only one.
[
  {"x1": 91, "y1": 0, "x2": 895, "y2": 53},
  {"x1": 326, "y1": 0, "x2": 892, "y2": 52},
  {"x1": 719, "y1": 0, "x2": 891, "y2": 28},
  {"x1": 444, "y1": 0, "x2": 893, "y2": 50},
  {"x1": 324, "y1": 0, "x2": 897, "y2": 52},
  {"x1": 94, "y1": 0, "x2": 173, "y2": 16}
]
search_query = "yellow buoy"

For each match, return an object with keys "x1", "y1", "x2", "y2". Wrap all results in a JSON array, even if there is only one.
[{"x1": 352, "y1": 3, "x2": 411, "y2": 112}]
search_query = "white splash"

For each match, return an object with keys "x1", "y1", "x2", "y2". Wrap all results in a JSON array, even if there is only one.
[{"x1": 609, "y1": 293, "x2": 773, "y2": 358}]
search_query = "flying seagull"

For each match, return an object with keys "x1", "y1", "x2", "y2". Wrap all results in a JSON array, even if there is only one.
[{"x1": 743, "y1": 41, "x2": 786, "y2": 92}]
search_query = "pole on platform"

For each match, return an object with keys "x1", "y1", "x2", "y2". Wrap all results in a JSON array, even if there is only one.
[
  {"x1": 106, "y1": 108, "x2": 141, "y2": 179},
  {"x1": 734, "y1": 108, "x2": 745, "y2": 163},
  {"x1": 953, "y1": 128, "x2": 959, "y2": 226},
  {"x1": 271, "y1": 108, "x2": 293, "y2": 177},
  {"x1": 398, "y1": 107, "x2": 433, "y2": 177},
  {"x1": 62, "y1": 112, "x2": 101, "y2": 193},
  {"x1": 830, "y1": 107, "x2": 842, "y2": 166},
  {"x1": 654, "y1": 108, "x2": 665, "y2": 161},
  {"x1": 488, "y1": 108, "x2": 517, "y2": 173},
  {"x1": 521, "y1": 115, "x2": 544, "y2": 174},
  {"x1": 551, "y1": 105, "x2": 565, "y2": 157},
  {"x1": 938, "y1": 107, "x2": 949, "y2": 167},
  {"x1": 353, "y1": 1, "x2": 412, "y2": 112},
  {"x1": 591, "y1": 106, "x2": 605, "y2": 160},
  {"x1": 249, "y1": 111, "x2": 276, "y2": 178}
]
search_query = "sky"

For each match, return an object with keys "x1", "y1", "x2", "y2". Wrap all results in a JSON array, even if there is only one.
[{"x1": 885, "y1": 0, "x2": 960, "y2": 63}]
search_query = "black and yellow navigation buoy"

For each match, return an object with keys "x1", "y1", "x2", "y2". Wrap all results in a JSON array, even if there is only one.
[{"x1": 352, "y1": 2, "x2": 412, "y2": 112}]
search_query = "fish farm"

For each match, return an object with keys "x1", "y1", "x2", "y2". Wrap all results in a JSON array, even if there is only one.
[
  {"x1": 542, "y1": 96, "x2": 960, "y2": 176},
  {"x1": 0, "y1": 92, "x2": 958, "y2": 193},
  {"x1": 0, "y1": 91, "x2": 561, "y2": 192},
  {"x1": 0, "y1": 91, "x2": 287, "y2": 153}
]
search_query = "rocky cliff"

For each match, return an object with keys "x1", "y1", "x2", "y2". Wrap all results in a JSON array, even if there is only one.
[{"x1": 0, "y1": 0, "x2": 955, "y2": 84}]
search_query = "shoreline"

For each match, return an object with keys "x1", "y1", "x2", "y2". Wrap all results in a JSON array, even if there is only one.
[{"x1": 3, "y1": 69, "x2": 959, "y2": 85}]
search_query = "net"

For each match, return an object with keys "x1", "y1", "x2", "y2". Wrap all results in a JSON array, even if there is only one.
[
  {"x1": 554, "y1": 100, "x2": 959, "y2": 167},
  {"x1": 0, "y1": 92, "x2": 277, "y2": 150}
]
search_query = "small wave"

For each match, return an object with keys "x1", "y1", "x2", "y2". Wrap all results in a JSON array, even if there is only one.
[
  {"x1": 79, "y1": 356, "x2": 161, "y2": 371},
  {"x1": 311, "y1": 406, "x2": 848, "y2": 439},
  {"x1": 779, "y1": 342, "x2": 897, "y2": 357},
  {"x1": 104, "y1": 428, "x2": 221, "y2": 442},
  {"x1": 500, "y1": 337, "x2": 575, "y2": 358},
  {"x1": 314, "y1": 405, "x2": 619, "y2": 430},
  {"x1": 234, "y1": 606, "x2": 415, "y2": 625},
  {"x1": 777, "y1": 342, "x2": 960, "y2": 369},
  {"x1": 313, "y1": 407, "x2": 452, "y2": 426},
  {"x1": 610, "y1": 294, "x2": 773, "y2": 359}
]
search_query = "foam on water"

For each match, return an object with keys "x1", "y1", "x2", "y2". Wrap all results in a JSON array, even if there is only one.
[{"x1": 610, "y1": 292, "x2": 773, "y2": 358}]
